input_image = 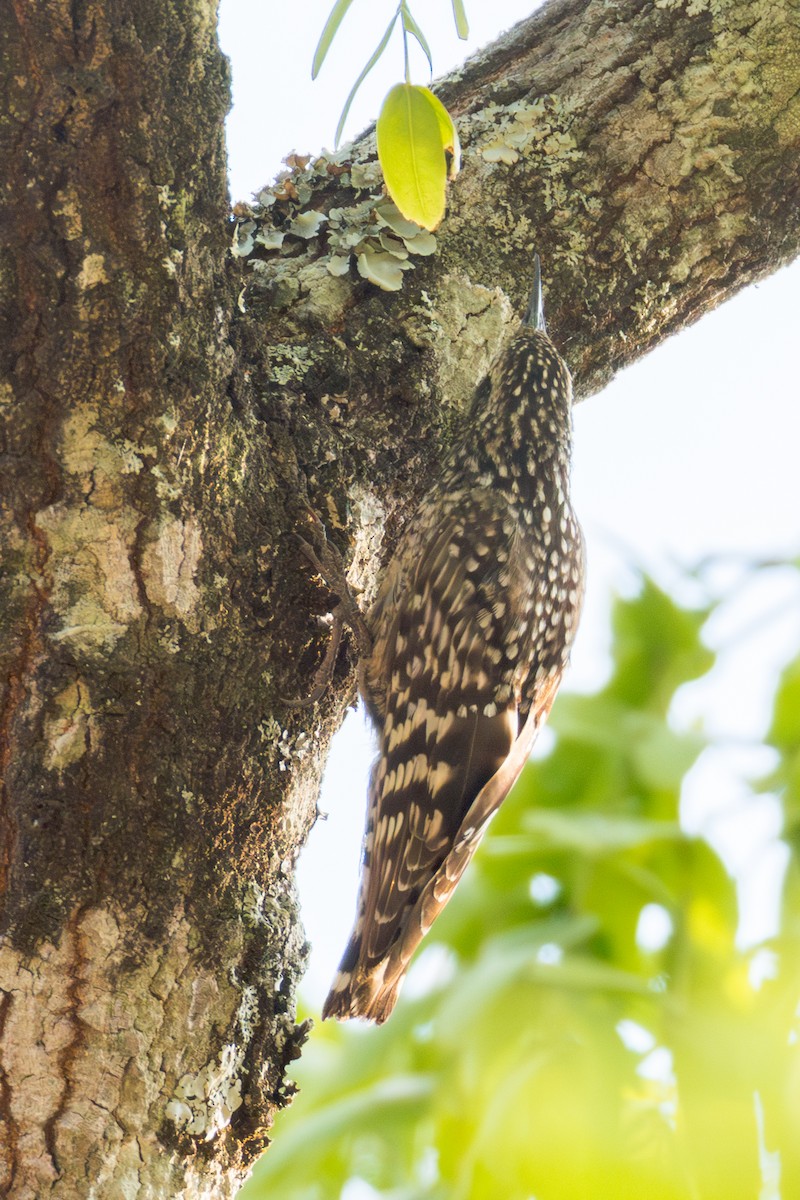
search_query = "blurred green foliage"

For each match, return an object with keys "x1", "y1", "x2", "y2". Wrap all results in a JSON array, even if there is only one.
[{"x1": 241, "y1": 573, "x2": 800, "y2": 1200}]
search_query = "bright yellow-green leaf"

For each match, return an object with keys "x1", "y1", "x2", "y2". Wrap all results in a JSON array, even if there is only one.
[
  {"x1": 377, "y1": 84, "x2": 449, "y2": 231},
  {"x1": 418, "y1": 86, "x2": 461, "y2": 176},
  {"x1": 311, "y1": 0, "x2": 357, "y2": 80},
  {"x1": 451, "y1": 0, "x2": 469, "y2": 38},
  {"x1": 400, "y1": 7, "x2": 433, "y2": 75}
]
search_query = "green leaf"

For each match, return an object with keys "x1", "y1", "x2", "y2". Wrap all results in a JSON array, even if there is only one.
[
  {"x1": 401, "y1": 6, "x2": 433, "y2": 75},
  {"x1": 488, "y1": 812, "x2": 683, "y2": 858},
  {"x1": 377, "y1": 84, "x2": 448, "y2": 230},
  {"x1": 450, "y1": 0, "x2": 469, "y2": 38},
  {"x1": 334, "y1": 14, "x2": 398, "y2": 147},
  {"x1": 239, "y1": 1075, "x2": 433, "y2": 1196},
  {"x1": 416, "y1": 85, "x2": 461, "y2": 176},
  {"x1": 312, "y1": 0, "x2": 357, "y2": 80},
  {"x1": 607, "y1": 576, "x2": 714, "y2": 712},
  {"x1": 234, "y1": 558, "x2": 800, "y2": 1200},
  {"x1": 767, "y1": 651, "x2": 800, "y2": 750}
]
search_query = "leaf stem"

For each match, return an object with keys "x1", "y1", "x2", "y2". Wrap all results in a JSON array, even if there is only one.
[{"x1": 399, "y1": 1, "x2": 411, "y2": 83}]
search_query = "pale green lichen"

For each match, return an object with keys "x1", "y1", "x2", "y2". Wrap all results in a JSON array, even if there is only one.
[
  {"x1": 349, "y1": 160, "x2": 384, "y2": 190},
  {"x1": 61, "y1": 404, "x2": 151, "y2": 484},
  {"x1": 324, "y1": 198, "x2": 436, "y2": 291},
  {"x1": 478, "y1": 96, "x2": 579, "y2": 171},
  {"x1": 610, "y1": 0, "x2": 798, "y2": 291},
  {"x1": 256, "y1": 227, "x2": 285, "y2": 250},
  {"x1": 471, "y1": 94, "x2": 589, "y2": 239},
  {"x1": 327, "y1": 253, "x2": 351, "y2": 277},
  {"x1": 232, "y1": 220, "x2": 256, "y2": 257},
  {"x1": 43, "y1": 680, "x2": 94, "y2": 772},
  {"x1": 555, "y1": 228, "x2": 590, "y2": 271},
  {"x1": 356, "y1": 247, "x2": 413, "y2": 291},
  {"x1": 168, "y1": 981, "x2": 253, "y2": 1141},
  {"x1": 631, "y1": 276, "x2": 673, "y2": 328},
  {"x1": 162, "y1": 249, "x2": 184, "y2": 277},
  {"x1": 231, "y1": 149, "x2": 438, "y2": 298},
  {"x1": 35, "y1": 505, "x2": 143, "y2": 650},
  {"x1": 257, "y1": 716, "x2": 282, "y2": 746},
  {"x1": 288, "y1": 210, "x2": 328, "y2": 239},
  {"x1": 258, "y1": 716, "x2": 316, "y2": 774},
  {"x1": 268, "y1": 343, "x2": 311, "y2": 386},
  {"x1": 426, "y1": 276, "x2": 514, "y2": 414},
  {"x1": 150, "y1": 463, "x2": 183, "y2": 501},
  {"x1": 157, "y1": 623, "x2": 182, "y2": 655},
  {"x1": 141, "y1": 514, "x2": 203, "y2": 623},
  {"x1": 655, "y1": 0, "x2": 719, "y2": 9},
  {"x1": 242, "y1": 879, "x2": 269, "y2": 927}
]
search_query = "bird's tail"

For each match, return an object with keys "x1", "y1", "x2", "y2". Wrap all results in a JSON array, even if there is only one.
[
  {"x1": 322, "y1": 952, "x2": 405, "y2": 1024},
  {"x1": 323, "y1": 707, "x2": 543, "y2": 1024}
]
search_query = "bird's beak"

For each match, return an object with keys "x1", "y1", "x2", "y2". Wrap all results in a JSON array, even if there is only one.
[{"x1": 523, "y1": 254, "x2": 547, "y2": 333}]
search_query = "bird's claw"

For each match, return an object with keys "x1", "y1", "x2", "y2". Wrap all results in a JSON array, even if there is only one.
[{"x1": 284, "y1": 508, "x2": 373, "y2": 708}]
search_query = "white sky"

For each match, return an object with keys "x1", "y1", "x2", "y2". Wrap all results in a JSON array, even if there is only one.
[{"x1": 218, "y1": 0, "x2": 800, "y2": 1003}]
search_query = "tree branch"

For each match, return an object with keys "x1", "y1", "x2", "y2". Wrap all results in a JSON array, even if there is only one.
[{"x1": 0, "y1": 0, "x2": 797, "y2": 1195}]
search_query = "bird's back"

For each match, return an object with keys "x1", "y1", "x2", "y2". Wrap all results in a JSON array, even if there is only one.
[{"x1": 323, "y1": 323, "x2": 583, "y2": 1023}]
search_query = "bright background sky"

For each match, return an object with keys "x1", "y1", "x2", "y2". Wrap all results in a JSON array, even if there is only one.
[{"x1": 218, "y1": 0, "x2": 800, "y2": 1004}]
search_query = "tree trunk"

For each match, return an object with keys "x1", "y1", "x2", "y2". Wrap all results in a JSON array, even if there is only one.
[{"x1": 0, "y1": 0, "x2": 797, "y2": 1195}]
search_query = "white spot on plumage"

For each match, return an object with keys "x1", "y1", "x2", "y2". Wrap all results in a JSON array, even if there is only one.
[
  {"x1": 323, "y1": 321, "x2": 583, "y2": 1025},
  {"x1": 430, "y1": 761, "x2": 456, "y2": 796},
  {"x1": 411, "y1": 756, "x2": 427, "y2": 784}
]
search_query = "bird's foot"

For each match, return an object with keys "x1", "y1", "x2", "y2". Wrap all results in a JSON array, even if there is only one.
[{"x1": 283, "y1": 508, "x2": 373, "y2": 708}]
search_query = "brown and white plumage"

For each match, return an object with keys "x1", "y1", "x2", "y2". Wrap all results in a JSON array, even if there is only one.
[{"x1": 323, "y1": 260, "x2": 584, "y2": 1023}]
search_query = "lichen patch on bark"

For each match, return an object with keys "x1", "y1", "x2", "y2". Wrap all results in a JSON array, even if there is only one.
[
  {"x1": 42, "y1": 681, "x2": 94, "y2": 772},
  {"x1": 60, "y1": 405, "x2": 148, "y2": 500},
  {"x1": 76, "y1": 253, "x2": 110, "y2": 290},
  {"x1": 34, "y1": 505, "x2": 143, "y2": 651},
  {"x1": 141, "y1": 515, "x2": 203, "y2": 622},
  {"x1": 428, "y1": 277, "x2": 514, "y2": 414}
]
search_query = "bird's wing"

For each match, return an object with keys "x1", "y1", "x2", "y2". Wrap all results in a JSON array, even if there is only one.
[{"x1": 357, "y1": 495, "x2": 525, "y2": 967}]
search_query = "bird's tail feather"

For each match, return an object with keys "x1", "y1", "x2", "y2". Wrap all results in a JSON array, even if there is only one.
[
  {"x1": 322, "y1": 956, "x2": 404, "y2": 1024},
  {"x1": 323, "y1": 707, "x2": 542, "y2": 1024}
]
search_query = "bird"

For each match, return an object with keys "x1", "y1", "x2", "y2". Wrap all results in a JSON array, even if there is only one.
[{"x1": 321, "y1": 257, "x2": 584, "y2": 1023}]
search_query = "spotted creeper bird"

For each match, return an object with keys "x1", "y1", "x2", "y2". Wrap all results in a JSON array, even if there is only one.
[{"x1": 311, "y1": 258, "x2": 584, "y2": 1023}]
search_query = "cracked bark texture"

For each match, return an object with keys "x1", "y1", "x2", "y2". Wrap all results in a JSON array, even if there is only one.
[{"x1": 0, "y1": 0, "x2": 797, "y2": 1196}]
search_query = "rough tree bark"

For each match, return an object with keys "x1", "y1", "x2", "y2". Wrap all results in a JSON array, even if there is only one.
[{"x1": 0, "y1": 0, "x2": 797, "y2": 1195}]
